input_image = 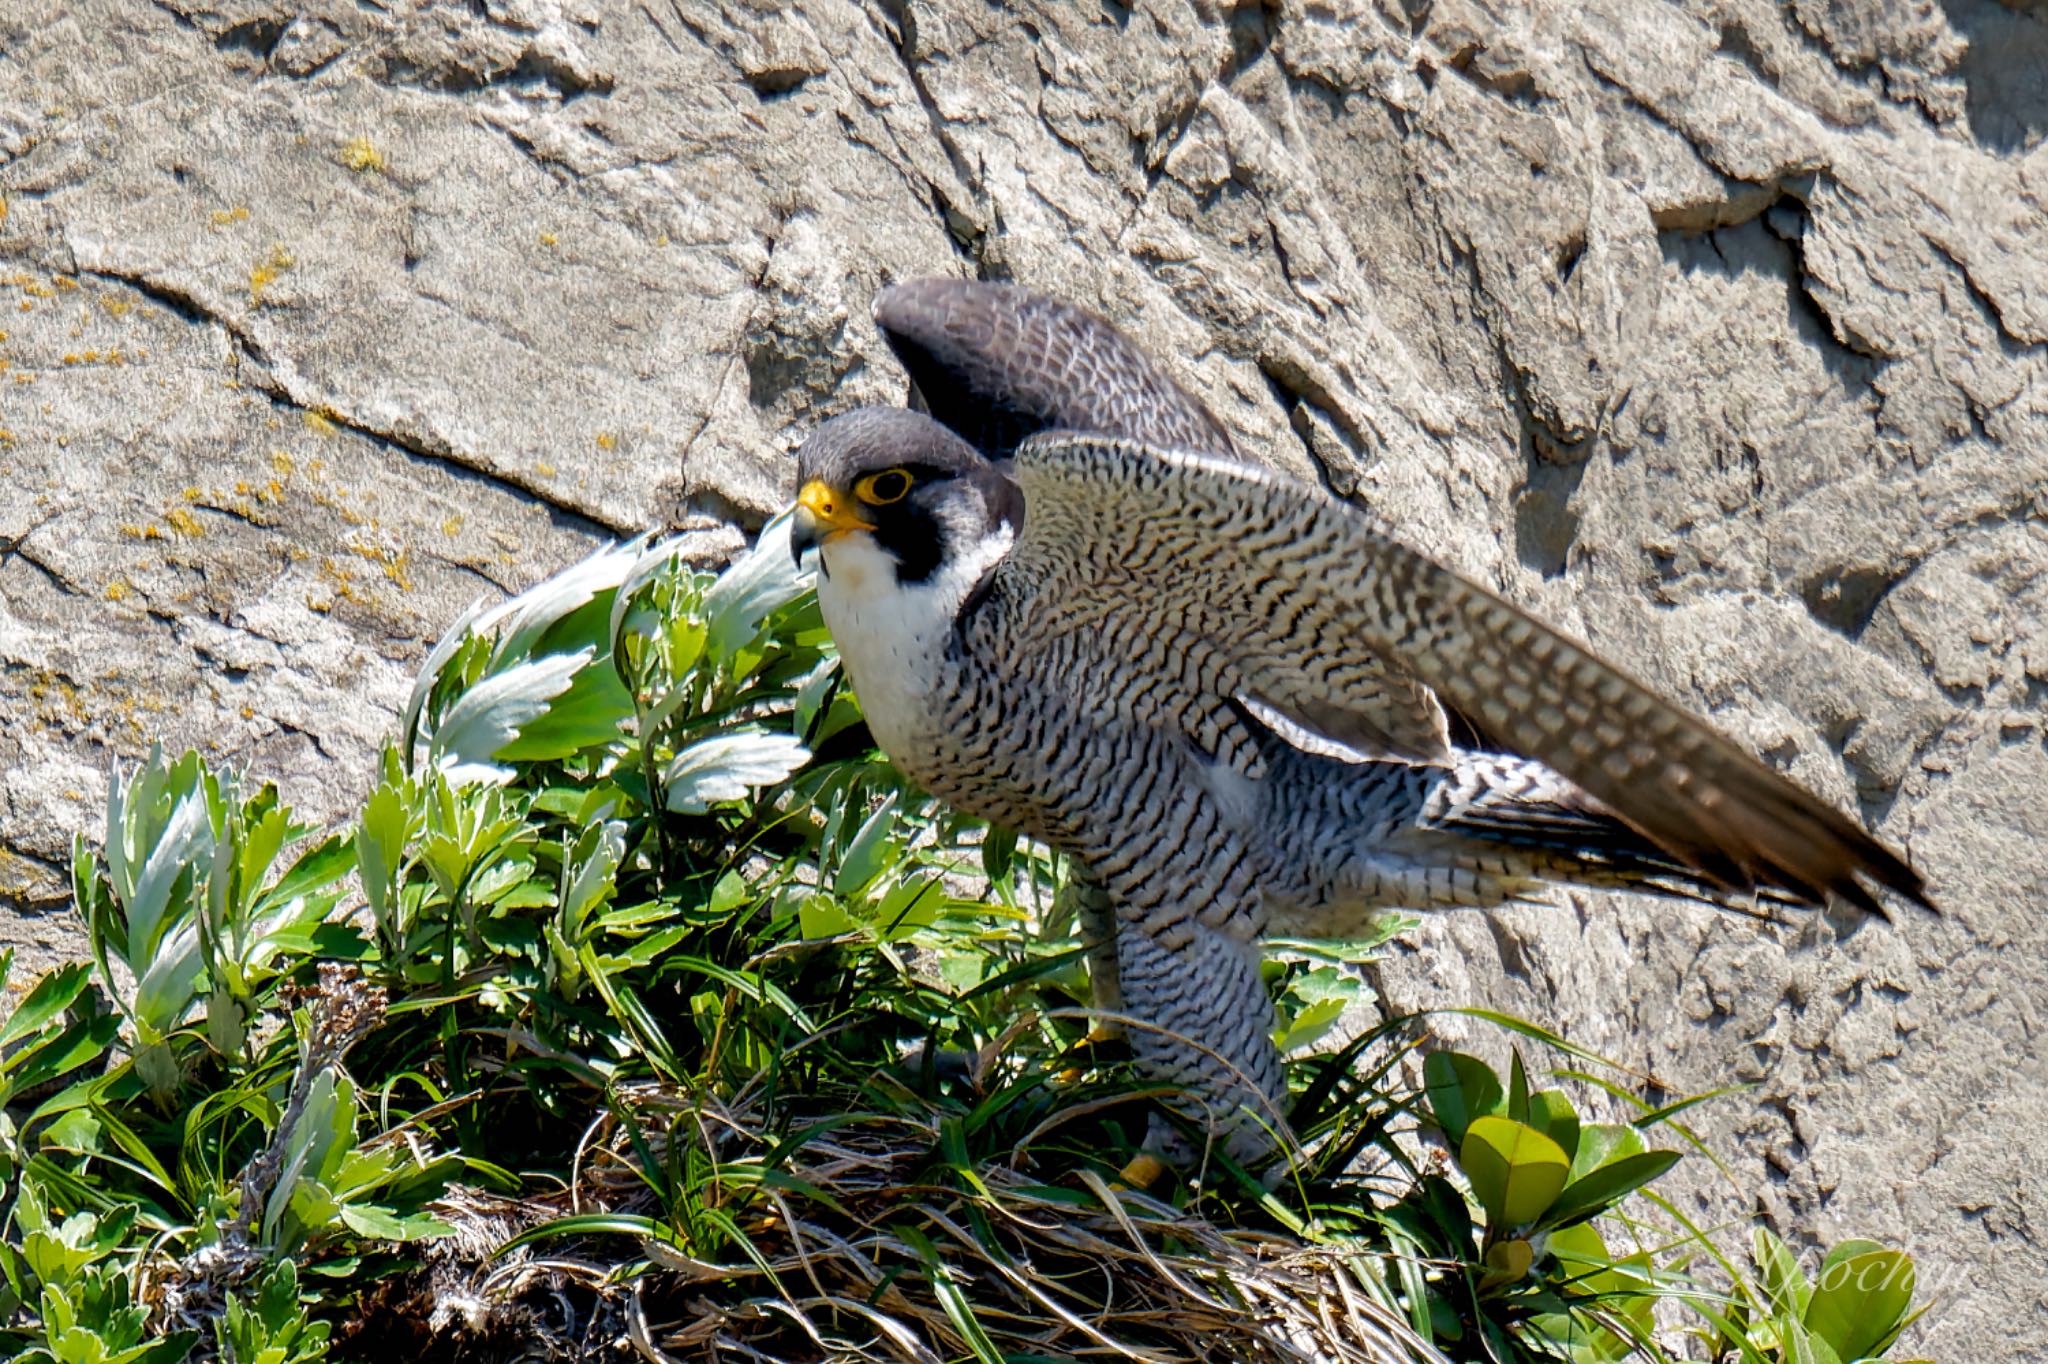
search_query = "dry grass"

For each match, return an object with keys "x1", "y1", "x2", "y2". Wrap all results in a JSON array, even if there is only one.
[{"x1": 368, "y1": 1082, "x2": 1447, "y2": 1364}]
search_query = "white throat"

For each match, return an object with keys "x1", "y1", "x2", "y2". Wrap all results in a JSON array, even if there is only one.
[{"x1": 816, "y1": 524, "x2": 1014, "y2": 754}]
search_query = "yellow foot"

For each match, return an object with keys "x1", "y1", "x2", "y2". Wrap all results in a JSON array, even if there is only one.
[
  {"x1": 1115, "y1": 1153, "x2": 1169, "y2": 1190},
  {"x1": 1054, "y1": 1026, "x2": 1124, "y2": 1085}
]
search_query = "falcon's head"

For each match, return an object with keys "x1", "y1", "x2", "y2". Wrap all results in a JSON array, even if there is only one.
[{"x1": 790, "y1": 408, "x2": 1024, "y2": 597}]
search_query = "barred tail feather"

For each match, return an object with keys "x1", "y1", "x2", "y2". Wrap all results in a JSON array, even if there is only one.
[{"x1": 1424, "y1": 754, "x2": 1810, "y2": 921}]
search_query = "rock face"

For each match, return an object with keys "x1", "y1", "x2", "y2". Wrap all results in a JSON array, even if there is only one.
[{"x1": 3, "y1": 0, "x2": 2042, "y2": 1353}]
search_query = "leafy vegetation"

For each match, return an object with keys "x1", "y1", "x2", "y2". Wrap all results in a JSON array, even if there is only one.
[{"x1": 1, "y1": 521, "x2": 1932, "y2": 1362}]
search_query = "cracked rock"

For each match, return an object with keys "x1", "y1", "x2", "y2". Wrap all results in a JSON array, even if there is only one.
[{"x1": 2, "y1": 1, "x2": 2044, "y2": 1356}]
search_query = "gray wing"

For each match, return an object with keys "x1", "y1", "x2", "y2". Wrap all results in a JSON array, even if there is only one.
[
  {"x1": 877, "y1": 277, "x2": 1455, "y2": 765},
  {"x1": 874, "y1": 277, "x2": 1240, "y2": 463},
  {"x1": 1007, "y1": 432, "x2": 1932, "y2": 917}
]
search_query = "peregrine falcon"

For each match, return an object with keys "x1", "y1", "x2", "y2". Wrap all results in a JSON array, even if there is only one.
[{"x1": 789, "y1": 279, "x2": 1930, "y2": 1171}]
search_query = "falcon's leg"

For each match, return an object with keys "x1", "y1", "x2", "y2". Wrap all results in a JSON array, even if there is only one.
[{"x1": 1107, "y1": 898, "x2": 1289, "y2": 1172}]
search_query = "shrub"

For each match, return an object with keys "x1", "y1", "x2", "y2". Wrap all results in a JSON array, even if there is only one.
[{"x1": 0, "y1": 521, "x2": 1930, "y2": 1362}]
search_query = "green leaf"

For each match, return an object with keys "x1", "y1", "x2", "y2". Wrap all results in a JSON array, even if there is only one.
[
  {"x1": 1542, "y1": 1150, "x2": 1681, "y2": 1228},
  {"x1": 339, "y1": 1204, "x2": 453, "y2": 1241},
  {"x1": 1565, "y1": 1122, "x2": 1647, "y2": 1184},
  {"x1": 1806, "y1": 1247, "x2": 1915, "y2": 1362},
  {"x1": 498, "y1": 1211, "x2": 685, "y2": 1255},
  {"x1": 492, "y1": 656, "x2": 633, "y2": 761},
  {"x1": 1459, "y1": 1115, "x2": 1570, "y2": 1227},
  {"x1": 701, "y1": 515, "x2": 809, "y2": 656},
  {"x1": 558, "y1": 820, "x2": 627, "y2": 936},
  {"x1": 874, "y1": 873, "x2": 941, "y2": 941},
  {"x1": 833, "y1": 793, "x2": 900, "y2": 896},
  {"x1": 1524, "y1": 1088, "x2": 1580, "y2": 1160},
  {"x1": 252, "y1": 832, "x2": 355, "y2": 922},
  {"x1": 899, "y1": 1222, "x2": 1004, "y2": 1364},
  {"x1": 430, "y1": 649, "x2": 594, "y2": 784},
  {"x1": 1273, "y1": 996, "x2": 1349, "y2": 1053},
  {"x1": 9, "y1": 1015, "x2": 116, "y2": 1097},
  {"x1": 799, "y1": 895, "x2": 855, "y2": 939},
  {"x1": 980, "y1": 825, "x2": 1019, "y2": 884},
  {"x1": 356, "y1": 768, "x2": 415, "y2": 933},
  {"x1": 40, "y1": 1110, "x2": 101, "y2": 1154},
  {"x1": 0, "y1": 963, "x2": 90, "y2": 1048},
  {"x1": 1424, "y1": 1050, "x2": 1504, "y2": 1147},
  {"x1": 662, "y1": 731, "x2": 810, "y2": 814},
  {"x1": 1754, "y1": 1225, "x2": 1813, "y2": 1320}
]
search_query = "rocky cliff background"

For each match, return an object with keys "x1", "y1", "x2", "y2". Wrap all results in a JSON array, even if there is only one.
[{"x1": 2, "y1": 0, "x2": 2042, "y2": 1354}]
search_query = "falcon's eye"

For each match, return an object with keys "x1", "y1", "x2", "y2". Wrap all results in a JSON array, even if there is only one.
[{"x1": 855, "y1": 468, "x2": 913, "y2": 506}]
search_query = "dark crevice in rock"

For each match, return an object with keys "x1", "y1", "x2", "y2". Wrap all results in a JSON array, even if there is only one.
[
  {"x1": 1254, "y1": 347, "x2": 1374, "y2": 466},
  {"x1": 1818, "y1": 713, "x2": 1903, "y2": 821},
  {"x1": 1658, "y1": 195, "x2": 1893, "y2": 388},
  {"x1": 1553, "y1": 231, "x2": 1585, "y2": 283},
  {"x1": 77, "y1": 267, "x2": 625, "y2": 537},
  {"x1": 507, "y1": 48, "x2": 614, "y2": 102},
  {"x1": 0, "y1": 529, "x2": 84, "y2": 598},
  {"x1": 1135, "y1": 1, "x2": 1272, "y2": 203},
  {"x1": 213, "y1": 16, "x2": 285, "y2": 61},
  {"x1": 1441, "y1": 42, "x2": 1544, "y2": 107},
  {"x1": 745, "y1": 67, "x2": 813, "y2": 100},
  {"x1": 491, "y1": 122, "x2": 582, "y2": 185},
  {"x1": 637, "y1": 2, "x2": 684, "y2": 56},
  {"x1": 373, "y1": 37, "x2": 612, "y2": 102},
  {"x1": 1433, "y1": 232, "x2": 1585, "y2": 573},
  {"x1": 679, "y1": 486, "x2": 771, "y2": 537},
  {"x1": 873, "y1": 4, "x2": 986, "y2": 263},
  {"x1": 1938, "y1": 679, "x2": 1986, "y2": 707},
  {"x1": 420, "y1": 549, "x2": 517, "y2": 597},
  {"x1": 269, "y1": 713, "x2": 337, "y2": 766},
  {"x1": 1498, "y1": 339, "x2": 1590, "y2": 572},
  {"x1": 77, "y1": 267, "x2": 224, "y2": 335},
  {"x1": 1799, "y1": 562, "x2": 1912, "y2": 639},
  {"x1": 0, "y1": 840, "x2": 69, "y2": 911},
  {"x1": 1225, "y1": 0, "x2": 1278, "y2": 80},
  {"x1": 1716, "y1": 19, "x2": 1779, "y2": 91},
  {"x1": 1942, "y1": 0, "x2": 2048, "y2": 153},
  {"x1": 1255, "y1": 362, "x2": 1324, "y2": 475},
  {"x1": 295, "y1": 401, "x2": 629, "y2": 538},
  {"x1": 1479, "y1": 912, "x2": 1535, "y2": 983},
  {"x1": 1513, "y1": 458, "x2": 1586, "y2": 579},
  {"x1": 1921, "y1": 232, "x2": 2042, "y2": 355},
  {"x1": 1650, "y1": 169, "x2": 1816, "y2": 236},
  {"x1": 144, "y1": 0, "x2": 198, "y2": 32}
]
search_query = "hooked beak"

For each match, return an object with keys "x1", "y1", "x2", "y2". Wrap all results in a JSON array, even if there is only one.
[{"x1": 790, "y1": 480, "x2": 874, "y2": 568}]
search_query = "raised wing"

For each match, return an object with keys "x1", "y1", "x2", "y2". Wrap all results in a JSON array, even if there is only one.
[
  {"x1": 1008, "y1": 432, "x2": 1932, "y2": 916},
  {"x1": 877, "y1": 278, "x2": 1454, "y2": 764},
  {"x1": 874, "y1": 277, "x2": 1240, "y2": 462}
]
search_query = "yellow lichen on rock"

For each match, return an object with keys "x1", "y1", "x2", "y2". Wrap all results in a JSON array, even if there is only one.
[
  {"x1": 249, "y1": 245, "x2": 295, "y2": 305},
  {"x1": 338, "y1": 137, "x2": 386, "y2": 173}
]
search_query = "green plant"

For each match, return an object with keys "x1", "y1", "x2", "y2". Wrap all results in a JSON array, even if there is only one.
[
  {"x1": 215, "y1": 1260, "x2": 327, "y2": 1364},
  {"x1": 1685, "y1": 1226, "x2": 1927, "y2": 1364},
  {"x1": 0, "y1": 521, "x2": 1935, "y2": 1363}
]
